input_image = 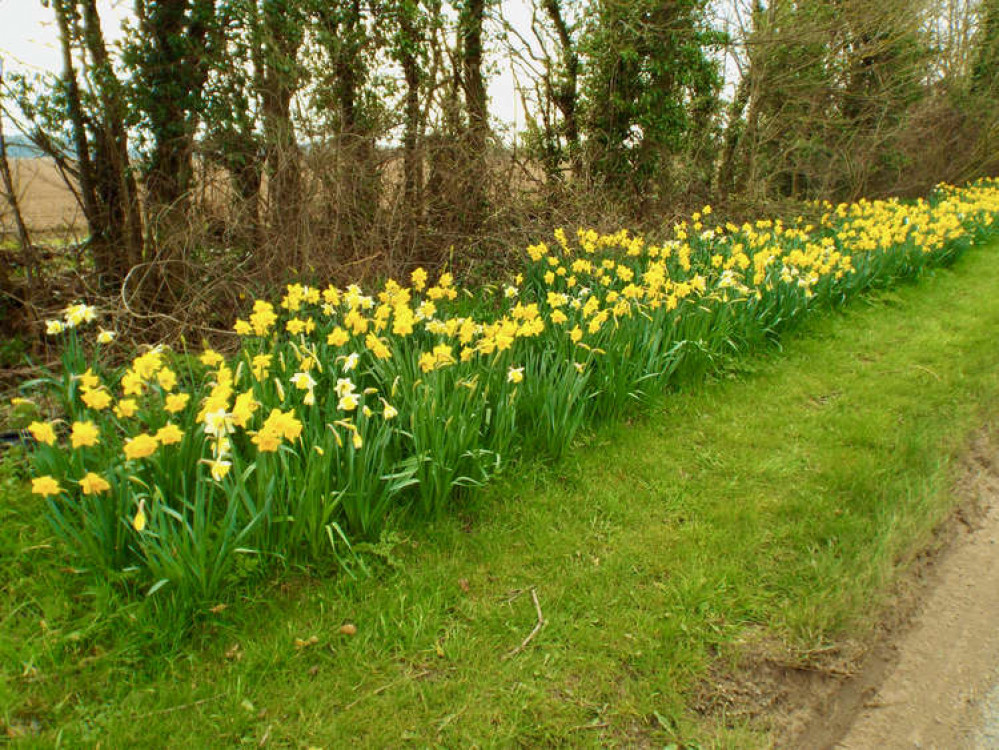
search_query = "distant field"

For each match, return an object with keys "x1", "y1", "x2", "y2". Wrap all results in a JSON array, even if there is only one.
[{"x1": 1, "y1": 158, "x2": 85, "y2": 236}]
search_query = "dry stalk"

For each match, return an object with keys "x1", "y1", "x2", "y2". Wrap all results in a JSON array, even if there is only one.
[{"x1": 503, "y1": 586, "x2": 545, "y2": 660}]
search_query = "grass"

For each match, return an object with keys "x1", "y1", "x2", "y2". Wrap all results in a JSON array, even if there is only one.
[{"x1": 3, "y1": 237, "x2": 999, "y2": 746}]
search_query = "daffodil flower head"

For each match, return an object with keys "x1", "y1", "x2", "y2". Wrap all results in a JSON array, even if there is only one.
[
  {"x1": 70, "y1": 421, "x2": 100, "y2": 449},
  {"x1": 291, "y1": 372, "x2": 316, "y2": 391},
  {"x1": 132, "y1": 499, "x2": 147, "y2": 532},
  {"x1": 28, "y1": 420, "x2": 58, "y2": 446},
  {"x1": 32, "y1": 475, "x2": 62, "y2": 497},
  {"x1": 79, "y1": 472, "x2": 111, "y2": 495},
  {"x1": 335, "y1": 378, "x2": 357, "y2": 398},
  {"x1": 208, "y1": 459, "x2": 232, "y2": 481},
  {"x1": 64, "y1": 303, "x2": 97, "y2": 328},
  {"x1": 203, "y1": 409, "x2": 234, "y2": 438}
]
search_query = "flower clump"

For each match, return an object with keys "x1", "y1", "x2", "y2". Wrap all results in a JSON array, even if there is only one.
[{"x1": 16, "y1": 179, "x2": 999, "y2": 611}]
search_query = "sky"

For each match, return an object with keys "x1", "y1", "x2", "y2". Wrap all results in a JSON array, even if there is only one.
[{"x1": 0, "y1": 0, "x2": 532, "y2": 134}]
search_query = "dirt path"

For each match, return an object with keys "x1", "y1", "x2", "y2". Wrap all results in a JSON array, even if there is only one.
[{"x1": 793, "y1": 435, "x2": 999, "y2": 749}]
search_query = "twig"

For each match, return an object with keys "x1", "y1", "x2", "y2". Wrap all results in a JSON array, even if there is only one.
[
  {"x1": 912, "y1": 364, "x2": 942, "y2": 381},
  {"x1": 132, "y1": 694, "x2": 222, "y2": 718},
  {"x1": 569, "y1": 722, "x2": 610, "y2": 732},
  {"x1": 504, "y1": 586, "x2": 544, "y2": 659},
  {"x1": 343, "y1": 669, "x2": 432, "y2": 711},
  {"x1": 436, "y1": 704, "x2": 468, "y2": 732}
]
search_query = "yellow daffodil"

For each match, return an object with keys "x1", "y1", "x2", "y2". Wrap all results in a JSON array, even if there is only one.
[
  {"x1": 326, "y1": 327, "x2": 349, "y2": 347},
  {"x1": 164, "y1": 392, "x2": 190, "y2": 414},
  {"x1": 123, "y1": 433, "x2": 158, "y2": 460},
  {"x1": 28, "y1": 421, "x2": 57, "y2": 446},
  {"x1": 157, "y1": 368, "x2": 178, "y2": 391},
  {"x1": 199, "y1": 349, "x2": 224, "y2": 367},
  {"x1": 78, "y1": 368, "x2": 100, "y2": 391},
  {"x1": 155, "y1": 423, "x2": 184, "y2": 446},
  {"x1": 70, "y1": 421, "x2": 100, "y2": 449},
  {"x1": 207, "y1": 458, "x2": 232, "y2": 481},
  {"x1": 32, "y1": 475, "x2": 62, "y2": 497},
  {"x1": 132, "y1": 499, "x2": 147, "y2": 531},
  {"x1": 81, "y1": 387, "x2": 112, "y2": 411},
  {"x1": 115, "y1": 398, "x2": 139, "y2": 419},
  {"x1": 79, "y1": 472, "x2": 111, "y2": 495}
]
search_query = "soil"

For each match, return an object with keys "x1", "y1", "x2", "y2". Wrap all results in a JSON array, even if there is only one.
[{"x1": 696, "y1": 428, "x2": 999, "y2": 749}]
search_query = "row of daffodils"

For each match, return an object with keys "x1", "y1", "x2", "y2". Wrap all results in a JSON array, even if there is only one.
[{"x1": 16, "y1": 180, "x2": 999, "y2": 612}]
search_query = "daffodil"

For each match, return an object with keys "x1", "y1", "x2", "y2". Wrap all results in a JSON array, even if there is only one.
[
  {"x1": 156, "y1": 423, "x2": 184, "y2": 446},
  {"x1": 203, "y1": 409, "x2": 234, "y2": 438},
  {"x1": 78, "y1": 368, "x2": 100, "y2": 390},
  {"x1": 28, "y1": 421, "x2": 57, "y2": 446},
  {"x1": 64, "y1": 303, "x2": 97, "y2": 327},
  {"x1": 79, "y1": 472, "x2": 111, "y2": 495},
  {"x1": 199, "y1": 349, "x2": 224, "y2": 368},
  {"x1": 115, "y1": 398, "x2": 139, "y2": 419},
  {"x1": 70, "y1": 421, "x2": 100, "y2": 449},
  {"x1": 207, "y1": 458, "x2": 232, "y2": 481},
  {"x1": 291, "y1": 372, "x2": 316, "y2": 391},
  {"x1": 157, "y1": 368, "x2": 178, "y2": 391},
  {"x1": 132, "y1": 499, "x2": 147, "y2": 531},
  {"x1": 164, "y1": 392, "x2": 190, "y2": 414},
  {"x1": 123, "y1": 433, "x2": 158, "y2": 460},
  {"x1": 81, "y1": 387, "x2": 112, "y2": 411},
  {"x1": 32, "y1": 476, "x2": 62, "y2": 497},
  {"x1": 326, "y1": 327, "x2": 349, "y2": 347},
  {"x1": 231, "y1": 390, "x2": 258, "y2": 427}
]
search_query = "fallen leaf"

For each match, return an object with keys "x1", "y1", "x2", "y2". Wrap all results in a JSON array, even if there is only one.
[{"x1": 339, "y1": 623, "x2": 357, "y2": 636}]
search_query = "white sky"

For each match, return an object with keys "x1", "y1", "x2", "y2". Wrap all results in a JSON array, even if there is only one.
[{"x1": 0, "y1": 0, "x2": 531, "y2": 133}]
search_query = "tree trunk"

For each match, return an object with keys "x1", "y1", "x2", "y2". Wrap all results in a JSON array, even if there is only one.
[
  {"x1": 80, "y1": 0, "x2": 143, "y2": 289},
  {"x1": 541, "y1": 0, "x2": 580, "y2": 176},
  {"x1": 399, "y1": 6, "x2": 424, "y2": 251},
  {"x1": 0, "y1": 65, "x2": 32, "y2": 256},
  {"x1": 453, "y1": 0, "x2": 488, "y2": 231}
]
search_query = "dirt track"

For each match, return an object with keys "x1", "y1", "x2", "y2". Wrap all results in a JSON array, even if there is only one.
[{"x1": 793, "y1": 433, "x2": 999, "y2": 749}]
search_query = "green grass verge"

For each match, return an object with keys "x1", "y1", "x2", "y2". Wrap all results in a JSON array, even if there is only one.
[{"x1": 3, "y1": 238, "x2": 999, "y2": 747}]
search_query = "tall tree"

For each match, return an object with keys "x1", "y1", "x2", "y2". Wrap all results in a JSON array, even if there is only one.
[
  {"x1": 43, "y1": 0, "x2": 143, "y2": 290},
  {"x1": 259, "y1": 0, "x2": 305, "y2": 259},
  {"x1": 580, "y1": 0, "x2": 725, "y2": 203},
  {"x1": 127, "y1": 0, "x2": 218, "y2": 294}
]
